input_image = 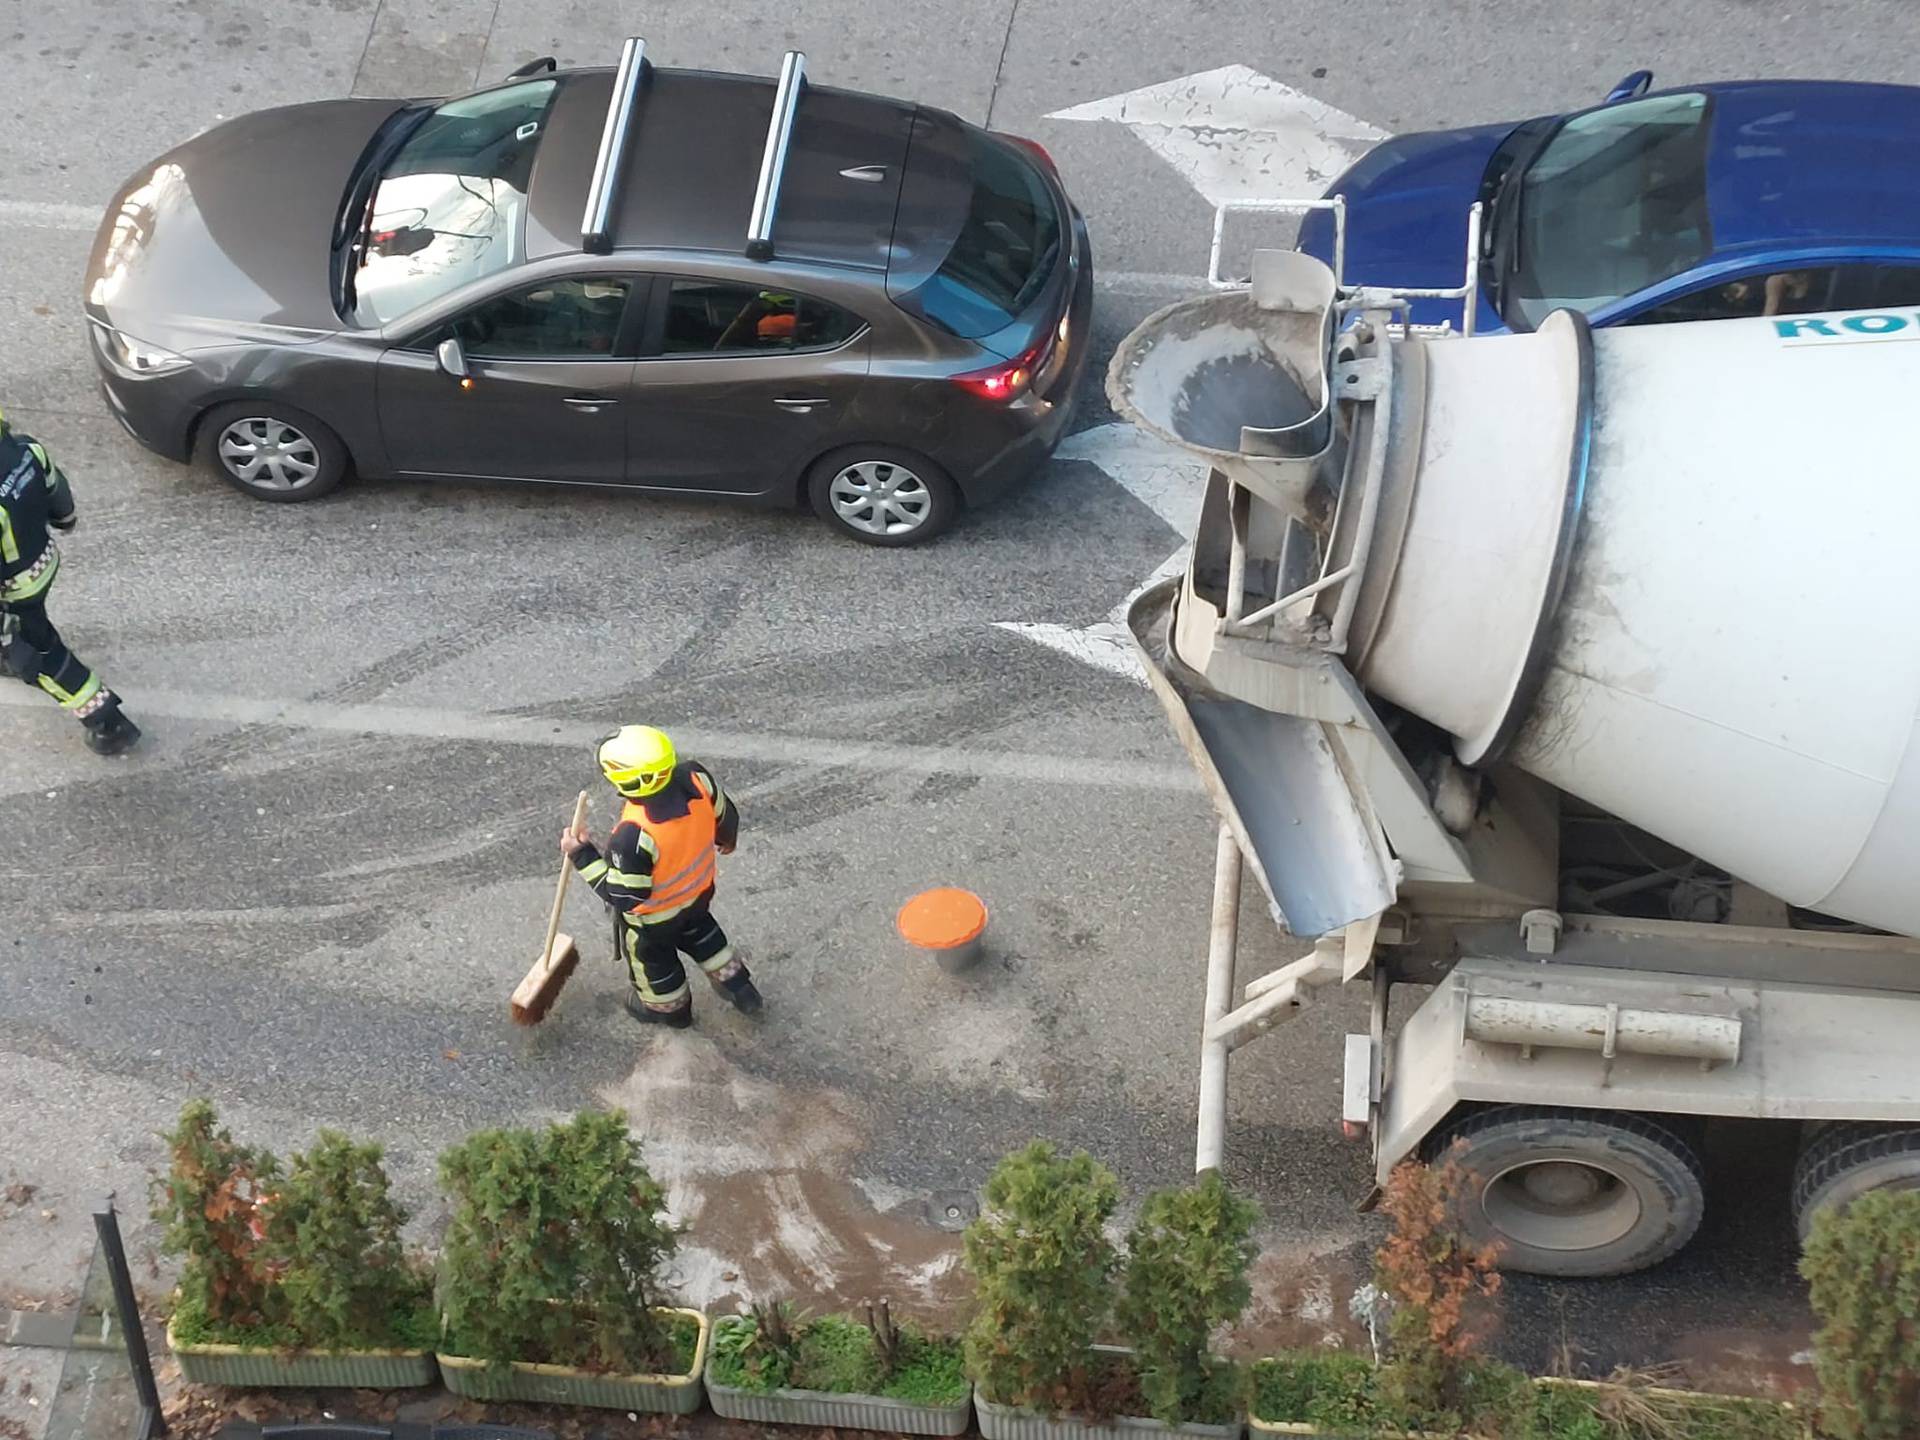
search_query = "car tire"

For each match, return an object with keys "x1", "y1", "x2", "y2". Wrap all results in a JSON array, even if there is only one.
[
  {"x1": 198, "y1": 401, "x2": 350, "y2": 503},
  {"x1": 806, "y1": 446, "x2": 958, "y2": 547},
  {"x1": 1423, "y1": 1105, "x2": 1707, "y2": 1277}
]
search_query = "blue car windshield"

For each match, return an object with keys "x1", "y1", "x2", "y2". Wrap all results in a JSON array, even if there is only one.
[
  {"x1": 1503, "y1": 92, "x2": 1713, "y2": 330},
  {"x1": 352, "y1": 79, "x2": 558, "y2": 326}
]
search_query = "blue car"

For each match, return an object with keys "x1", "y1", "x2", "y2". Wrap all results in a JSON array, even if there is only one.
[{"x1": 1298, "y1": 73, "x2": 1920, "y2": 333}]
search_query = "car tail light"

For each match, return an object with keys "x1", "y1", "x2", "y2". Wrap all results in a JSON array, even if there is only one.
[
  {"x1": 998, "y1": 133, "x2": 1060, "y2": 178},
  {"x1": 951, "y1": 337, "x2": 1050, "y2": 402}
]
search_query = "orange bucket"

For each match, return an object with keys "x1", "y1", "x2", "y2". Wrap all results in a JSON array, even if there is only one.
[{"x1": 897, "y1": 887, "x2": 989, "y2": 973}]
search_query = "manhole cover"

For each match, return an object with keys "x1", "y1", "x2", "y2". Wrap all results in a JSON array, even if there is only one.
[{"x1": 928, "y1": 1189, "x2": 979, "y2": 1231}]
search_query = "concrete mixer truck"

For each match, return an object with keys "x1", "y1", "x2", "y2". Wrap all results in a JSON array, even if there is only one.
[{"x1": 1110, "y1": 240, "x2": 1920, "y2": 1277}]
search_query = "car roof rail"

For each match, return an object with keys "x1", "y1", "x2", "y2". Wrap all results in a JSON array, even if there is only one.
[
  {"x1": 746, "y1": 50, "x2": 808, "y2": 260},
  {"x1": 581, "y1": 36, "x2": 652, "y2": 255}
]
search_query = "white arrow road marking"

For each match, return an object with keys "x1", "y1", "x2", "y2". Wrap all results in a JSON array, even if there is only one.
[
  {"x1": 995, "y1": 423, "x2": 1207, "y2": 684},
  {"x1": 1048, "y1": 64, "x2": 1390, "y2": 207}
]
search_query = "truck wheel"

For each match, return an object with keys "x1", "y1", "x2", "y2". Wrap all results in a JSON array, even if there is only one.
[
  {"x1": 1424, "y1": 1106, "x2": 1706, "y2": 1277},
  {"x1": 1792, "y1": 1123, "x2": 1920, "y2": 1243}
]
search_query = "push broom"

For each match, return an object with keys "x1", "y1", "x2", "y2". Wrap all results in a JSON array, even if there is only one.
[{"x1": 510, "y1": 789, "x2": 590, "y2": 1025}]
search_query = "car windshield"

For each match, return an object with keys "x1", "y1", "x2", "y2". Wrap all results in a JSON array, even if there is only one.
[
  {"x1": 913, "y1": 134, "x2": 1062, "y2": 337},
  {"x1": 1501, "y1": 92, "x2": 1713, "y2": 329},
  {"x1": 351, "y1": 79, "x2": 558, "y2": 326}
]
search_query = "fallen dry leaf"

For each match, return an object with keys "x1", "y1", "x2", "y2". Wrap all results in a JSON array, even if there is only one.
[{"x1": 443, "y1": 1049, "x2": 461, "y2": 1061}]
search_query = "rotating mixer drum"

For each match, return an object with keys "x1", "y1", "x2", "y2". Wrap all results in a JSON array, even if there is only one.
[{"x1": 1113, "y1": 250, "x2": 1920, "y2": 939}]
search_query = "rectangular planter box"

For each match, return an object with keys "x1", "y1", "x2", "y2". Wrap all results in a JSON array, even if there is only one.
[
  {"x1": 978, "y1": 1394, "x2": 1243, "y2": 1440},
  {"x1": 706, "y1": 1368, "x2": 973, "y2": 1436},
  {"x1": 437, "y1": 1308, "x2": 708, "y2": 1413},
  {"x1": 977, "y1": 1344, "x2": 1242, "y2": 1440},
  {"x1": 1247, "y1": 1376, "x2": 1800, "y2": 1438},
  {"x1": 165, "y1": 1319, "x2": 437, "y2": 1389}
]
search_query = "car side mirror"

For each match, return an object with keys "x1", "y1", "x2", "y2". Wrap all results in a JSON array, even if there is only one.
[
  {"x1": 436, "y1": 337, "x2": 469, "y2": 379},
  {"x1": 506, "y1": 56, "x2": 557, "y2": 79},
  {"x1": 1605, "y1": 70, "x2": 1654, "y2": 104}
]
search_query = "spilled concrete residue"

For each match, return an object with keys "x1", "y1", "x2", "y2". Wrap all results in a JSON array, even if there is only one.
[
  {"x1": 1234, "y1": 1241, "x2": 1370, "y2": 1355},
  {"x1": 601, "y1": 1035, "x2": 971, "y2": 1325},
  {"x1": 1668, "y1": 1327, "x2": 1814, "y2": 1401}
]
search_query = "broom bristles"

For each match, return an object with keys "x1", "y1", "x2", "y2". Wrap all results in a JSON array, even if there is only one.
[{"x1": 509, "y1": 938, "x2": 580, "y2": 1026}]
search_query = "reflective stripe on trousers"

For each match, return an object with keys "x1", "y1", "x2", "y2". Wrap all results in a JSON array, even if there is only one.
[{"x1": 617, "y1": 905, "x2": 736, "y2": 1009}]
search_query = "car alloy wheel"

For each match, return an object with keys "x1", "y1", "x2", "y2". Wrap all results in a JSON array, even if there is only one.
[
  {"x1": 827, "y1": 459, "x2": 933, "y2": 538},
  {"x1": 217, "y1": 417, "x2": 322, "y2": 492}
]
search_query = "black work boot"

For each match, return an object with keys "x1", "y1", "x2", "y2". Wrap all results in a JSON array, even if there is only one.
[
  {"x1": 624, "y1": 990, "x2": 693, "y2": 1029},
  {"x1": 81, "y1": 699, "x2": 141, "y2": 757},
  {"x1": 718, "y1": 971, "x2": 764, "y2": 1016}
]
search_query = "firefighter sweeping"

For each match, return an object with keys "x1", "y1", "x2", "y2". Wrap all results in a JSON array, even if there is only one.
[{"x1": 522, "y1": 725, "x2": 763, "y2": 1029}]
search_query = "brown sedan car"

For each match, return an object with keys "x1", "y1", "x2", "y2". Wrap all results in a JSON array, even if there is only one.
[{"x1": 83, "y1": 42, "x2": 1093, "y2": 545}]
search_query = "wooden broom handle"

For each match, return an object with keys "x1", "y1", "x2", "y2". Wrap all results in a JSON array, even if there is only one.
[{"x1": 543, "y1": 790, "x2": 590, "y2": 970}]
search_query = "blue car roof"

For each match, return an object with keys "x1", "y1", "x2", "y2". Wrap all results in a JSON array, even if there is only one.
[{"x1": 1695, "y1": 80, "x2": 1920, "y2": 252}]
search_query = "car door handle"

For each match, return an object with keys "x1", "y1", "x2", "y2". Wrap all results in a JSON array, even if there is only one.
[
  {"x1": 563, "y1": 395, "x2": 618, "y2": 412},
  {"x1": 773, "y1": 397, "x2": 831, "y2": 412}
]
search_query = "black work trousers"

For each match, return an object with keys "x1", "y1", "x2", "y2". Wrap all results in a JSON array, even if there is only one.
[
  {"x1": 616, "y1": 893, "x2": 747, "y2": 1012},
  {"x1": 1, "y1": 592, "x2": 103, "y2": 714}
]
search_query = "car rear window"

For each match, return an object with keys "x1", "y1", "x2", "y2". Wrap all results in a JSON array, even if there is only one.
[{"x1": 911, "y1": 133, "x2": 1062, "y2": 338}]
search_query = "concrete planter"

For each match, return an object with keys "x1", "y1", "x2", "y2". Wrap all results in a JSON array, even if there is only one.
[
  {"x1": 165, "y1": 1318, "x2": 437, "y2": 1389},
  {"x1": 977, "y1": 1349, "x2": 1242, "y2": 1440},
  {"x1": 1247, "y1": 1375, "x2": 1799, "y2": 1438},
  {"x1": 706, "y1": 1369, "x2": 973, "y2": 1435},
  {"x1": 1249, "y1": 1420, "x2": 1401, "y2": 1440},
  {"x1": 977, "y1": 1395, "x2": 1243, "y2": 1440},
  {"x1": 436, "y1": 1308, "x2": 708, "y2": 1413}
]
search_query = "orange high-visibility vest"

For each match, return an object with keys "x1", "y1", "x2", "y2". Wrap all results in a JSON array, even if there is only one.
[{"x1": 622, "y1": 772, "x2": 718, "y2": 917}]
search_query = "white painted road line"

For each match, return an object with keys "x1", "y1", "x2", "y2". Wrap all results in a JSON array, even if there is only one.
[
  {"x1": 0, "y1": 200, "x2": 104, "y2": 230},
  {"x1": 0, "y1": 687, "x2": 1198, "y2": 792},
  {"x1": 1099, "y1": 270, "x2": 1209, "y2": 296}
]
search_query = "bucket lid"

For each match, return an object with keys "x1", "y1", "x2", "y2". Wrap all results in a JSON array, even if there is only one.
[{"x1": 897, "y1": 888, "x2": 988, "y2": 949}]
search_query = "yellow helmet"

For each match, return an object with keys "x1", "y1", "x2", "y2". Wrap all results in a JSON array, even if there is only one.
[{"x1": 597, "y1": 724, "x2": 677, "y2": 797}]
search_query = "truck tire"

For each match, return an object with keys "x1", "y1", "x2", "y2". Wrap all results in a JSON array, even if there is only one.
[
  {"x1": 1424, "y1": 1105, "x2": 1706, "y2": 1277},
  {"x1": 1792, "y1": 1123, "x2": 1920, "y2": 1243}
]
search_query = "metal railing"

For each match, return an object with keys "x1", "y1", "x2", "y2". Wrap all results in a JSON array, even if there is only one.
[
  {"x1": 1208, "y1": 196, "x2": 1486, "y2": 339},
  {"x1": 580, "y1": 37, "x2": 651, "y2": 254},
  {"x1": 1208, "y1": 196, "x2": 1347, "y2": 291},
  {"x1": 746, "y1": 51, "x2": 808, "y2": 260}
]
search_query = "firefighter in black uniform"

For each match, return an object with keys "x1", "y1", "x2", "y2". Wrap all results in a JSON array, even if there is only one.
[
  {"x1": 0, "y1": 411, "x2": 140, "y2": 754},
  {"x1": 561, "y1": 724, "x2": 763, "y2": 1028}
]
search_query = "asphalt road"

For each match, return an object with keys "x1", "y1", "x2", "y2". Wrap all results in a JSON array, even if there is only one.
[{"x1": 7, "y1": 0, "x2": 1919, "y2": 1421}]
